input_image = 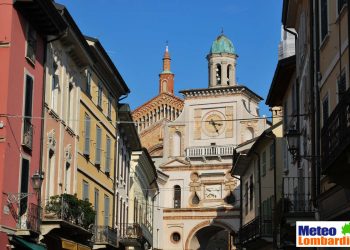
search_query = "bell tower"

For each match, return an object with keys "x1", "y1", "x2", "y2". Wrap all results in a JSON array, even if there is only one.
[
  {"x1": 159, "y1": 46, "x2": 174, "y2": 94},
  {"x1": 207, "y1": 34, "x2": 238, "y2": 88}
]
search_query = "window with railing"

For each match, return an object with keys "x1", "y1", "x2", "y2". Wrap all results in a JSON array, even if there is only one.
[{"x1": 23, "y1": 75, "x2": 33, "y2": 150}]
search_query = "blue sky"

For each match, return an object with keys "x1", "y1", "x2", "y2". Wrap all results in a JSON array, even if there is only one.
[{"x1": 58, "y1": 0, "x2": 283, "y2": 116}]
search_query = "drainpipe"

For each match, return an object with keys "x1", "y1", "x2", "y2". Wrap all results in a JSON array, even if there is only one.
[
  {"x1": 251, "y1": 152, "x2": 262, "y2": 237},
  {"x1": 314, "y1": 0, "x2": 321, "y2": 212}
]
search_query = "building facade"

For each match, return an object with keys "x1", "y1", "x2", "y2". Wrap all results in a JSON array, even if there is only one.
[{"x1": 0, "y1": 0, "x2": 66, "y2": 248}]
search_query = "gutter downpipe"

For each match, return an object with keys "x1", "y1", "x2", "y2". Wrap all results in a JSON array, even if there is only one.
[
  {"x1": 252, "y1": 152, "x2": 262, "y2": 237},
  {"x1": 313, "y1": 0, "x2": 321, "y2": 211},
  {"x1": 112, "y1": 135, "x2": 119, "y2": 229}
]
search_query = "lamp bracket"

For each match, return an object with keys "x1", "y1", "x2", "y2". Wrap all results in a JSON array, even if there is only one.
[{"x1": 5, "y1": 193, "x2": 34, "y2": 204}]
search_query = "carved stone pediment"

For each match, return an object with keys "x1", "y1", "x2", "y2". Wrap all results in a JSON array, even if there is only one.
[{"x1": 64, "y1": 144, "x2": 73, "y2": 163}]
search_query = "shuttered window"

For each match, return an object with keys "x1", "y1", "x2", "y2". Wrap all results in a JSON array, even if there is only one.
[
  {"x1": 84, "y1": 114, "x2": 91, "y2": 155},
  {"x1": 83, "y1": 181, "x2": 89, "y2": 201},
  {"x1": 105, "y1": 136, "x2": 111, "y2": 173},
  {"x1": 104, "y1": 195, "x2": 110, "y2": 226},
  {"x1": 19, "y1": 158, "x2": 30, "y2": 216},
  {"x1": 95, "y1": 126, "x2": 101, "y2": 165}
]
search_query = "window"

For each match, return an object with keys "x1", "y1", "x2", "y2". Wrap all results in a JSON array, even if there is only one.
[
  {"x1": 104, "y1": 195, "x2": 110, "y2": 226},
  {"x1": 174, "y1": 185, "x2": 181, "y2": 208},
  {"x1": 105, "y1": 136, "x2": 111, "y2": 174},
  {"x1": 337, "y1": 70, "x2": 346, "y2": 100},
  {"x1": 244, "y1": 182, "x2": 248, "y2": 215},
  {"x1": 338, "y1": 0, "x2": 347, "y2": 14},
  {"x1": 67, "y1": 83, "x2": 74, "y2": 127},
  {"x1": 171, "y1": 232, "x2": 181, "y2": 243},
  {"x1": 216, "y1": 64, "x2": 221, "y2": 85},
  {"x1": 19, "y1": 158, "x2": 30, "y2": 216},
  {"x1": 283, "y1": 102, "x2": 288, "y2": 130},
  {"x1": 107, "y1": 94, "x2": 112, "y2": 119},
  {"x1": 249, "y1": 175, "x2": 254, "y2": 211},
  {"x1": 95, "y1": 126, "x2": 102, "y2": 165},
  {"x1": 320, "y1": 0, "x2": 328, "y2": 42},
  {"x1": 83, "y1": 181, "x2": 89, "y2": 201},
  {"x1": 51, "y1": 62, "x2": 59, "y2": 112},
  {"x1": 261, "y1": 151, "x2": 267, "y2": 176},
  {"x1": 46, "y1": 152, "x2": 55, "y2": 201},
  {"x1": 23, "y1": 75, "x2": 33, "y2": 149},
  {"x1": 86, "y1": 71, "x2": 91, "y2": 96},
  {"x1": 98, "y1": 83, "x2": 103, "y2": 108},
  {"x1": 227, "y1": 64, "x2": 232, "y2": 85},
  {"x1": 322, "y1": 95, "x2": 329, "y2": 126},
  {"x1": 26, "y1": 25, "x2": 36, "y2": 63},
  {"x1": 269, "y1": 142, "x2": 275, "y2": 169},
  {"x1": 65, "y1": 162, "x2": 71, "y2": 193},
  {"x1": 94, "y1": 189, "x2": 99, "y2": 225},
  {"x1": 84, "y1": 114, "x2": 91, "y2": 155}
]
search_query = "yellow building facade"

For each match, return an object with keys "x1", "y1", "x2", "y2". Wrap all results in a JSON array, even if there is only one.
[{"x1": 77, "y1": 37, "x2": 129, "y2": 249}]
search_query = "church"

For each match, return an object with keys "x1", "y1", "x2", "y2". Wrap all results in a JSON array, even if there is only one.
[{"x1": 132, "y1": 34, "x2": 267, "y2": 250}]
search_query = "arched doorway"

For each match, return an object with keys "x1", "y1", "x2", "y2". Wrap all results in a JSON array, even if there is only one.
[{"x1": 186, "y1": 221, "x2": 237, "y2": 250}]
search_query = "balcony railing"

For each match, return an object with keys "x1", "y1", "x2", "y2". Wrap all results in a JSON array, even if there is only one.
[
  {"x1": 22, "y1": 119, "x2": 33, "y2": 150},
  {"x1": 18, "y1": 203, "x2": 41, "y2": 233},
  {"x1": 185, "y1": 144, "x2": 235, "y2": 159},
  {"x1": 239, "y1": 216, "x2": 272, "y2": 244},
  {"x1": 282, "y1": 177, "x2": 314, "y2": 214},
  {"x1": 119, "y1": 223, "x2": 142, "y2": 240},
  {"x1": 44, "y1": 194, "x2": 95, "y2": 230},
  {"x1": 92, "y1": 226, "x2": 118, "y2": 247},
  {"x1": 321, "y1": 88, "x2": 350, "y2": 173}
]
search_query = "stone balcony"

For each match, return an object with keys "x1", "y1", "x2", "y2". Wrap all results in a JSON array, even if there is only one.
[{"x1": 185, "y1": 144, "x2": 235, "y2": 161}]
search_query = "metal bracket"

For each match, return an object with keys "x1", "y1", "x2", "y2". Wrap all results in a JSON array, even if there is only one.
[{"x1": 5, "y1": 193, "x2": 34, "y2": 204}]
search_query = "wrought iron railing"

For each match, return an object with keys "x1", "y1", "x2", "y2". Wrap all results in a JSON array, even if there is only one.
[
  {"x1": 185, "y1": 144, "x2": 235, "y2": 158},
  {"x1": 22, "y1": 119, "x2": 33, "y2": 150},
  {"x1": 282, "y1": 177, "x2": 314, "y2": 213},
  {"x1": 44, "y1": 194, "x2": 95, "y2": 230},
  {"x1": 239, "y1": 216, "x2": 272, "y2": 244},
  {"x1": 18, "y1": 203, "x2": 42, "y2": 233},
  {"x1": 119, "y1": 223, "x2": 142, "y2": 240},
  {"x1": 321, "y1": 88, "x2": 350, "y2": 172},
  {"x1": 92, "y1": 226, "x2": 118, "y2": 247}
]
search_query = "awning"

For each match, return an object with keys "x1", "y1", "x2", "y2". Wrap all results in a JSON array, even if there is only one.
[{"x1": 12, "y1": 236, "x2": 46, "y2": 250}]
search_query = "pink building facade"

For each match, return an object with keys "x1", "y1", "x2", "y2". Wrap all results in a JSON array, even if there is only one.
[{"x1": 0, "y1": 0, "x2": 65, "y2": 248}]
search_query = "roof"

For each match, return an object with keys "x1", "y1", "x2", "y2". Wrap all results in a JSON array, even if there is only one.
[
  {"x1": 14, "y1": 0, "x2": 67, "y2": 36},
  {"x1": 85, "y1": 36, "x2": 130, "y2": 95},
  {"x1": 265, "y1": 55, "x2": 296, "y2": 106},
  {"x1": 118, "y1": 103, "x2": 141, "y2": 150},
  {"x1": 210, "y1": 34, "x2": 235, "y2": 55}
]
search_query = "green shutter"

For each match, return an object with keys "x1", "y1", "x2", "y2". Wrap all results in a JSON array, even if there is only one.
[{"x1": 95, "y1": 126, "x2": 101, "y2": 164}]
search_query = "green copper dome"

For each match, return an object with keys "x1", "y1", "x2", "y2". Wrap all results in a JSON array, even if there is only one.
[{"x1": 210, "y1": 34, "x2": 235, "y2": 54}]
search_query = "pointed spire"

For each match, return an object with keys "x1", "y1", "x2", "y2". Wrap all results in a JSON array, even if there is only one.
[{"x1": 163, "y1": 42, "x2": 171, "y2": 72}]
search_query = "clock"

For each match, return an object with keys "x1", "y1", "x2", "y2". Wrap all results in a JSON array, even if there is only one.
[{"x1": 202, "y1": 111, "x2": 225, "y2": 137}]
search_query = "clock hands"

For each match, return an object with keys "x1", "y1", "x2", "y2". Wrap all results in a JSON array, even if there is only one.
[{"x1": 210, "y1": 119, "x2": 223, "y2": 133}]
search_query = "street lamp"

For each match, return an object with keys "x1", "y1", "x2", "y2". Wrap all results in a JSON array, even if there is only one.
[
  {"x1": 31, "y1": 171, "x2": 44, "y2": 193},
  {"x1": 285, "y1": 129, "x2": 300, "y2": 161}
]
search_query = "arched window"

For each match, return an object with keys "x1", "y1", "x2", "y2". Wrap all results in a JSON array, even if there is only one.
[
  {"x1": 227, "y1": 64, "x2": 232, "y2": 85},
  {"x1": 174, "y1": 185, "x2": 181, "y2": 208},
  {"x1": 216, "y1": 64, "x2": 221, "y2": 85},
  {"x1": 173, "y1": 131, "x2": 181, "y2": 156},
  {"x1": 162, "y1": 80, "x2": 167, "y2": 92}
]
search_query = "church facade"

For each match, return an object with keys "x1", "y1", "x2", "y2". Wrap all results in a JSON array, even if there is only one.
[{"x1": 133, "y1": 34, "x2": 267, "y2": 250}]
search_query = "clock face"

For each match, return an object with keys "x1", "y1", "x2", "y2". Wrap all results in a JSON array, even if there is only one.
[{"x1": 202, "y1": 112, "x2": 225, "y2": 137}]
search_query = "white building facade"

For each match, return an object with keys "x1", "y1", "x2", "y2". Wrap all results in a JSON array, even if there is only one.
[{"x1": 157, "y1": 34, "x2": 268, "y2": 250}]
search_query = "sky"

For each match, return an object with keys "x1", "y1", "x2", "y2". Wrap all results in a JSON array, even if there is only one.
[{"x1": 57, "y1": 0, "x2": 283, "y2": 117}]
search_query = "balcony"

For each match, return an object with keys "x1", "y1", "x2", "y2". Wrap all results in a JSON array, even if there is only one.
[
  {"x1": 17, "y1": 203, "x2": 41, "y2": 235},
  {"x1": 41, "y1": 194, "x2": 94, "y2": 242},
  {"x1": 321, "y1": 88, "x2": 350, "y2": 187},
  {"x1": 92, "y1": 226, "x2": 118, "y2": 248},
  {"x1": 239, "y1": 216, "x2": 272, "y2": 248},
  {"x1": 185, "y1": 144, "x2": 235, "y2": 161},
  {"x1": 281, "y1": 177, "x2": 314, "y2": 220},
  {"x1": 119, "y1": 223, "x2": 143, "y2": 247},
  {"x1": 22, "y1": 120, "x2": 33, "y2": 150}
]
